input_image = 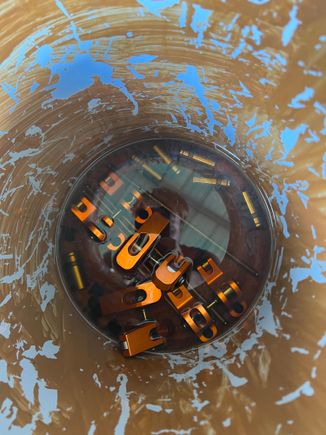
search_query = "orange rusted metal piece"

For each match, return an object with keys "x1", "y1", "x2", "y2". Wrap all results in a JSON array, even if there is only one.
[
  {"x1": 182, "y1": 303, "x2": 218, "y2": 343},
  {"x1": 87, "y1": 222, "x2": 106, "y2": 242},
  {"x1": 119, "y1": 321, "x2": 165, "y2": 357},
  {"x1": 100, "y1": 171, "x2": 123, "y2": 196},
  {"x1": 121, "y1": 190, "x2": 142, "y2": 210},
  {"x1": 100, "y1": 281, "x2": 162, "y2": 315},
  {"x1": 135, "y1": 205, "x2": 153, "y2": 224},
  {"x1": 71, "y1": 197, "x2": 96, "y2": 222},
  {"x1": 167, "y1": 285, "x2": 218, "y2": 343},
  {"x1": 197, "y1": 257, "x2": 223, "y2": 286},
  {"x1": 216, "y1": 281, "x2": 247, "y2": 318},
  {"x1": 116, "y1": 212, "x2": 169, "y2": 270},
  {"x1": 102, "y1": 215, "x2": 114, "y2": 227},
  {"x1": 166, "y1": 284, "x2": 193, "y2": 311},
  {"x1": 107, "y1": 232, "x2": 126, "y2": 251},
  {"x1": 153, "y1": 254, "x2": 192, "y2": 292}
]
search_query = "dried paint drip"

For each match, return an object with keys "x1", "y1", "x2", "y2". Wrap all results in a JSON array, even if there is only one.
[{"x1": 56, "y1": 140, "x2": 275, "y2": 356}]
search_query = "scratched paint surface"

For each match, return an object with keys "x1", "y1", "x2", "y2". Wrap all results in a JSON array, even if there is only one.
[{"x1": 0, "y1": 0, "x2": 325, "y2": 434}]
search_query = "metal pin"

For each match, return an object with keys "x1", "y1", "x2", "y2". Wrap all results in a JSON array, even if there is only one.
[
  {"x1": 132, "y1": 155, "x2": 162, "y2": 181},
  {"x1": 193, "y1": 176, "x2": 230, "y2": 187},
  {"x1": 113, "y1": 210, "x2": 121, "y2": 219},
  {"x1": 153, "y1": 145, "x2": 180, "y2": 174},
  {"x1": 180, "y1": 149, "x2": 215, "y2": 167},
  {"x1": 206, "y1": 300, "x2": 228, "y2": 325},
  {"x1": 66, "y1": 252, "x2": 85, "y2": 290},
  {"x1": 207, "y1": 300, "x2": 218, "y2": 309},
  {"x1": 242, "y1": 191, "x2": 261, "y2": 228},
  {"x1": 142, "y1": 308, "x2": 148, "y2": 320}
]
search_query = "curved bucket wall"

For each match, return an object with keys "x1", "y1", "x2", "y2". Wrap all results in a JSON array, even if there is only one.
[{"x1": 0, "y1": 0, "x2": 325, "y2": 433}]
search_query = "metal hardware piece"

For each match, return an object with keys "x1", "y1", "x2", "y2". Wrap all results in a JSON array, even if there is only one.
[
  {"x1": 135, "y1": 206, "x2": 153, "y2": 224},
  {"x1": 167, "y1": 285, "x2": 218, "y2": 342},
  {"x1": 153, "y1": 145, "x2": 180, "y2": 174},
  {"x1": 119, "y1": 321, "x2": 166, "y2": 357},
  {"x1": 116, "y1": 212, "x2": 169, "y2": 270},
  {"x1": 216, "y1": 280, "x2": 247, "y2": 318},
  {"x1": 180, "y1": 149, "x2": 215, "y2": 167},
  {"x1": 132, "y1": 155, "x2": 162, "y2": 181},
  {"x1": 242, "y1": 191, "x2": 261, "y2": 228},
  {"x1": 100, "y1": 281, "x2": 162, "y2": 315},
  {"x1": 193, "y1": 176, "x2": 230, "y2": 187},
  {"x1": 102, "y1": 215, "x2": 114, "y2": 227},
  {"x1": 197, "y1": 258, "x2": 224, "y2": 286},
  {"x1": 66, "y1": 252, "x2": 86, "y2": 290},
  {"x1": 153, "y1": 253, "x2": 192, "y2": 292},
  {"x1": 181, "y1": 303, "x2": 218, "y2": 342},
  {"x1": 87, "y1": 222, "x2": 106, "y2": 242},
  {"x1": 100, "y1": 172, "x2": 123, "y2": 196},
  {"x1": 166, "y1": 285, "x2": 194, "y2": 311},
  {"x1": 71, "y1": 197, "x2": 96, "y2": 222},
  {"x1": 121, "y1": 190, "x2": 142, "y2": 211},
  {"x1": 107, "y1": 232, "x2": 126, "y2": 251}
]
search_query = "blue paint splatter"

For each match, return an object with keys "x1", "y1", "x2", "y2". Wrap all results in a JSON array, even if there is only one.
[
  {"x1": 250, "y1": 25, "x2": 262, "y2": 45},
  {"x1": 291, "y1": 347, "x2": 309, "y2": 355},
  {"x1": 35, "y1": 45, "x2": 53, "y2": 68},
  {"x1": 190, "y1": 4, "x2": 213, "y2": 48},
  {"x1": 1, "y1": 81, "x2": 20, "y2": 112},
  {"x1": 246, "y1": 116, "x2": 271, "y2": 139},
  {"x1": 222, "y1": 418, "x2": 231, "y2": 428},
  {"x1": 318, "y1": 333, "x2": 326, "y2": 348},
  {"x1": 127, "y1": 54, "x2": 156, "y2": 80},
  {"x1": 29, "y1": 82, "x2": 40, "y2": 94},
  {"x1": 272, "y1": 180, "x2": 309, "y2": 216},
  {"x1": 128, "y1": 54, "x2": 157, "y2": 64},
  {"x1": 305, "y1": 129, "x2": 320, "y2": 143},
  {"x1": 39, "y1": 340, "x2": 60, "y2": 359},
  {"x1": 136, "y1": 0, "x2": 180, "y2": 17},
  {"x1": 290, "y1": 246, "x2": 326, "y2": 293},
  {"x1": 247, "y1": 0, "x2": 270, "y2": 4},
  {"x1": 253, "y1": 49, "x2": 287, "y2": 70},
  {"x1": 88, "y1": 421, "x2": 97, "y2": 435},
  {"x1": 19, "y1": 358, "x2": 38, "y2": 404},
  {"x1": 0, "y1": 320, "x2": 11, "y2": 339},
  {"x1": 314, "y1": 101, "x2": 326, "y2": 116},
  {"x1": 176, "y1": 65, "x2": 220, "y2": 134},
  {"x1": 39, "y1": 53, "x2": 138, "y2": 115},
  {"x1": 179, "y1": 1, "x2": 188, "y2": 28},
  {"x1": 289, "y1": 87, "x2": 314, "y2": 109},
  {"x1": 37, "y1": 379, "x2": 58, "y2": 424},
  {"x1": 282, "y1": 5, "x2": 301, "y2": 47},
  {"x1": 54, "y1": 0, "x2": 81, "y2": 47},
  {"x1": 88, "y1": 98, "x2": 102, "y2": 113},
  {"x1": 15, "y1": 28, "x2": 50, "y2": 70},
  {"x1": 127, "y1": 66, "x2": 145, "y2": 79},
  {"x1": 276, "y1": 381, "x2": 314, "y2": 405},
  {"x1": 223, "y1": 116, "x2": 237, "y2": 146},
  {"x1": 280, "y1": 124, "x2": 307, "y2": 160},
  {"x1": 322, "y1": 153, "x2": 326, "y2": 179}
]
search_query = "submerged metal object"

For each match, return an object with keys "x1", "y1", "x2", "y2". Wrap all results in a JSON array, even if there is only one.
[{"x1": 56, "y1": 140, "x2": 275, "y2": 356}]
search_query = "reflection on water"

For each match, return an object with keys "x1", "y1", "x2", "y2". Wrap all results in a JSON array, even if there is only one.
[{"x1": 0, "y1": 0, "x2": 325, "y2": 433}]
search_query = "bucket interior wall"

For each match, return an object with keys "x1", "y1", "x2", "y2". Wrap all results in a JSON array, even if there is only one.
[{"x1": 0, "y1": 0, "x2": 325, "y2": 433}]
